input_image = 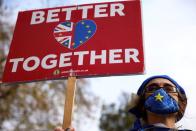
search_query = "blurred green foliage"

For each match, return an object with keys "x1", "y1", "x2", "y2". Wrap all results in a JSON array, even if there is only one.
[{"x1": 99, "y1": 92, "x2": 135, "y2": 131}]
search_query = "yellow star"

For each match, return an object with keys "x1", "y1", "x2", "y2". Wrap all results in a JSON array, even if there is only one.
[
  {"x1": 81, "y1": 21, "x2": 85, "y2": 25},
  {"x1": 88, "y1": 30, "x2": 91, "y2": 33},
  {"x1": 155, "y1": 93, "x2": 164, "y2": 102},
  {"x1": 86, "y1": 25, "x2": 90, "y2": 28},
  {"x1": 80, "y1": 40, "x2": 83, "y2": 43},
  {"x1": 85, "y1": 36, "x2": 89, "y2": 39}
]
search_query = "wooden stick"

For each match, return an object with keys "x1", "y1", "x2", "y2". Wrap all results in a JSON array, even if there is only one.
[{"x1": 63, "y1": 76, "x2": 76, "y2": 129}]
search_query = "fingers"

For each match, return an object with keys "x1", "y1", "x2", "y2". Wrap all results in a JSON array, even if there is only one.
[
  {"x1": 66, "y1": 128, "x2": 75, "y2": 131},
  {"x1": 65, "y1": 128, "x2": 71, "y2": 131},
  {"x1": 54, "y1": 127, "x2": 64, "y2": 131}
]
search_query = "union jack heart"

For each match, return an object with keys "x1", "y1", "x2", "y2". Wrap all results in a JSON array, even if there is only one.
[{"x1": 53, "y1": 20, "x2": 97, "y2": 50}]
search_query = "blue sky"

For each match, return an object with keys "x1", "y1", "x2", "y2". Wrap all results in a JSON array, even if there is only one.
[{"x1": 3, "y1": 0, "x2": 196, "y2": 130}]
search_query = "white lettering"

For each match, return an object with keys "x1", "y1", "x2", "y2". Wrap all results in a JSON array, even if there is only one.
[
  {"x1": 125, "y1": 49, "x2": 140, "y2": 63},
  {"x1": 30, "y1": 11, "x2": 45, "y2": 25},
  {"x1": 95, "y1": 4, "x2": 108, "y2": 18},
  {"x1": 46, "y1": 9, "x2": 60, "y2": 23},
  {"x1": 23, "y1": 56, "x2": 40, "y2": 71},
  {"x1": 110, "y1": 3, "x2": 125, "y2": 16},
  {"x1": 30, "y1": 3, "x2": 126, "y2": 25},
  {"x1": 41, "y1": 54, "x2": 57, "y2": 69},
  {"x1": 59, "y1": 52, "x2": 72, "y2": 67},
  {"x1": 90, "y1": 50, "x2": 106, "y2": 65},
  {"x1": 8, "y1": 48, "x2": 140, "y2": 73},
  {"x1": 62, "y1": 7, "x2": 77, "y2": 20},
  {"x1": 78, "y1": 5, "x2": 93, "y2": 19},
  {"x1": 109, "y1": 49, "x2": 123, "y2": 63},
  {"x1": 74, "y1": 51, "x2": 89, "y2": 65},
  {"x1": 9, "y1": 58, "x2": 24, "y2": 72}
]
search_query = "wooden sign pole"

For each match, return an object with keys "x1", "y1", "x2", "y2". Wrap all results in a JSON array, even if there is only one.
[{"x1": 62, "y1": 76, "x2": 77, "y2": 129}]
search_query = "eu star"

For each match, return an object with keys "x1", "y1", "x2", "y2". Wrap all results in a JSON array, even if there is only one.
[
  {"x1": 86, "y1": 25, "x2": 90, "y2": 28},
  {"x1": 88, "y1": 30, "x2": 92, "y2": 33},
  {"x1": 155, "y1": 93, "x2": 164, "y2": 102}
]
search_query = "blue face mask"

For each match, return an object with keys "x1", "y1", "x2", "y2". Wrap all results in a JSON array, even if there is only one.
[{"x1": 144, "y1": 88, "x2": 179, "y2": 114}]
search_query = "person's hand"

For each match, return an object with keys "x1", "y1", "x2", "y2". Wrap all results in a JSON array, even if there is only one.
[{"x1": 54, "y1": 126, "x2": 75, "y2": 131}]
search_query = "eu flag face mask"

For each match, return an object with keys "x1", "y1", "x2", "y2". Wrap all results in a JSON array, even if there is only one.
[{"x1": 144, "y1": 88, "x2": 179, "y2": 114}]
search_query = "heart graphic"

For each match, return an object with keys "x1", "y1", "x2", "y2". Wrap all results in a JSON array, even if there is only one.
[{"x1": 53, "y1": 20, "x2": 97, "y2": 50}]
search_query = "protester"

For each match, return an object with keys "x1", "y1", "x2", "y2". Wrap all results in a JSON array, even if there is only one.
[
  {"x1": 129, "y1": 75, "x2": 191, "y2": 130},
  {"x1": 54, "y1": 75, "x2": 191, "y2": 130}
]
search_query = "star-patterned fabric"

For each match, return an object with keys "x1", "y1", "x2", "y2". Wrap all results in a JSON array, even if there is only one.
[
  {"x1": 144, "y1": 88, "x2": 179, "y2": 114},
  {"x1": 155, "y1": 93, "x2": 164, "y2": 102}
]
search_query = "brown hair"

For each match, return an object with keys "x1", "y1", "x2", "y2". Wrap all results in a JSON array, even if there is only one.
[{"x1": 176, "y1": 92, "x2": 187, "y2": 121}]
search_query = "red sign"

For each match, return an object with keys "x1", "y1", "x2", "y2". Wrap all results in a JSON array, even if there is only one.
[{"x1": 3, "y1": 0, "x2": 144, "y2": 83}]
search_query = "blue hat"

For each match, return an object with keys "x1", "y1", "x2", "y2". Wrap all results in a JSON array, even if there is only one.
[{"x1": 137, "y1": 75, "x2": 186, "y2": 96}]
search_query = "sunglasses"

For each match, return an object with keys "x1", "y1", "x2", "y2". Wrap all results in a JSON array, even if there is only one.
[{"x1": 145, "y1": 84, "x2": 177, "y2": 93}]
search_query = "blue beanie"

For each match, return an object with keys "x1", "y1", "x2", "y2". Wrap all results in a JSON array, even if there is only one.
[{"x1": 137, "y1": 75, "x2": 186, "y2": 96}]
